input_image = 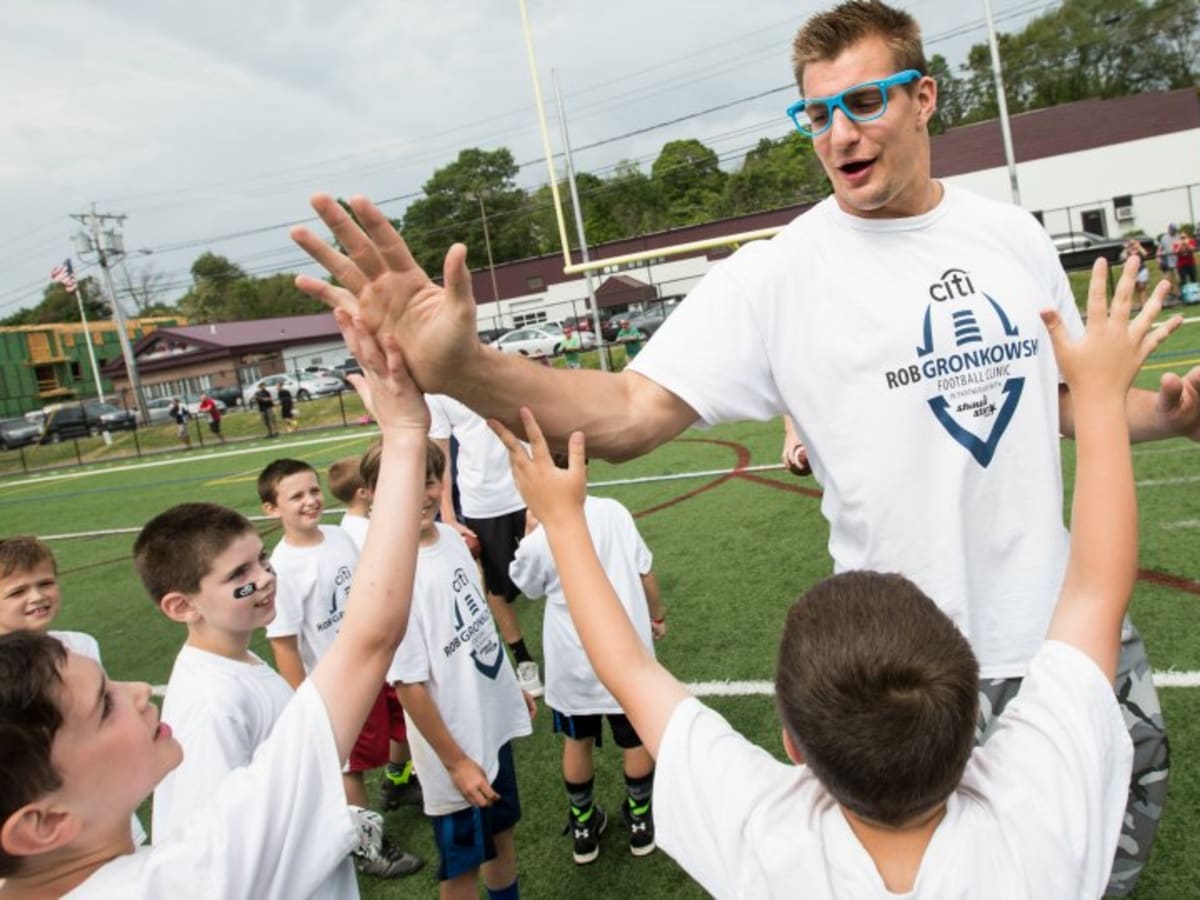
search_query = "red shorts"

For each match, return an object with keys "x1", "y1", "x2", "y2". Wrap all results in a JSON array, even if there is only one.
[{"x1": 347, "y1": 685, "x2": 407, "y2": 772}]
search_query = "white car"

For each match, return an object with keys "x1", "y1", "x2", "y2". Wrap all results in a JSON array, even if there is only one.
[
  {"x1": 242, "y1": 372, "x2": 344, "y2": 405},
  {"x1": 492, "y1": 327, "x2": 564, "y2": 357}
]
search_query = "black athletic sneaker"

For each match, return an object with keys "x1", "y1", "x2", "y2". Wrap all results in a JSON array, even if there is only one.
[
  {"x1": 379, "y1": 770, "x2": 423, "y2": 810},
  {"x1": 567, "y1": 803, "x2": 607, "y2": 865},
  {"x1": 622, "y1": 797, "x2": 656, "y2": 857}
]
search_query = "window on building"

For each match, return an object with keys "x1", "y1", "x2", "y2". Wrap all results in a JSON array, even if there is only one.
[
  {"x1": 513, "y1": 311, "x2": 548, "y2": 328},
  {"x1": 527, "y1": 275, "x2": 545, "y2": 290}
]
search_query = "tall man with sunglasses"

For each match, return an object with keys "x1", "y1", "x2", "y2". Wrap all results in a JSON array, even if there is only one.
[{"x1": 292, "y1": 1, "x2": 1197, "y2": 891}]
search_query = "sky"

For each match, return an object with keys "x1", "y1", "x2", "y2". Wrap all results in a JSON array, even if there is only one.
[{"x1": 0, "y1": 0, "x2": 1055, "y2": 318}]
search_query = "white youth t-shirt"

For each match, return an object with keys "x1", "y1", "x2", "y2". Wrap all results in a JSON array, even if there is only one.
[
  {"x1": 425, "y1": 394, "x2": 525, "y2": 519},
  {"x1": 655, "y1": 641, "x2": 1132, "y2": 900},
  {"x1": 339, "y1": 512, "x2": 369, "y2": 551},
  {"x1": 631, "y1": 185, "x2": 1083, "y2": 678},
  {"x1": 509, "y1": 495, "x2": 655, "y2": 715},
  {"x1": 152, "y1": 645, "x2": 294, "y2": 842},
  {"x1": 68, "y1": 680, "x2": 359, "y2": 899},
  {"x1": 388, "y1": 524, "x2": 532, "y2": 816},
  {"x1": 265, "y1": 525, "x2": 358, "y2": 674}
]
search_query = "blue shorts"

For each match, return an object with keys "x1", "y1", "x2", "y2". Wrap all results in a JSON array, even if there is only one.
[
  {"x1": 430, "y1": 742, "x2": 521, "y2": 881},
  {"x1": 552, "y1": 708, "x2": 642, "y2": 749}
]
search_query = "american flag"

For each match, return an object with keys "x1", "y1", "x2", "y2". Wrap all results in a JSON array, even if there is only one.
[{"x1": 50, "y1": 259, "x2": 77, "y2": 294}]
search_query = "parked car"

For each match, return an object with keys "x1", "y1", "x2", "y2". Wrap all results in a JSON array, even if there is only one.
[
  {"x1": 545, "y1": 320, "x2": 597, "y2": 349},
  {"x1": 304, "y1": 366, "x2": 351, "y2": 387},
  {"x1": 208, "y1": 385, "x2": 244, "y2": 408},
  {"x1": 143, "y1": 397, "x2": 178, "y2": 425},
  {"x1": 242, "y1": 371, "x2": 344, "y2": 405},
  {"x1": 0, "y1": 417, "x2": 42, "y2": 450},
  {"x1": 84, "y1": 402, "x2": 138, "y2": 433},
  {"x1": 625, "y1": 301, "x2": 681, "y2": 339},
  {"x1": 563, "y1": 313, "x2": 618, "y2": 343},
  {"x1": 1050, "y1": 231, "x2": 1115, "y2": 253},
  {"x1": 491, "y1": 327, "x2": 564, "y2": 357},
  {"x1": 334, "y1": 357, "x2": 362, "y2": 378},
  {"x1": 476, "y1": 327, "x2": 508, "y2": 345},
  {"x1": 38, "y1": 404, "x2": 92, "y2": 443}
]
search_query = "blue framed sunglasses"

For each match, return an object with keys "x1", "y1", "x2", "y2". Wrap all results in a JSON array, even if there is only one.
[{"x1": 786, "y1": 69, "x2": 922, "y2": 137}]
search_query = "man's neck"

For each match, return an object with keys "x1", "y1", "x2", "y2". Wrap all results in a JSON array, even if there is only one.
[
  {"x1": 418, "y1": 524, "x2": 440, "y2": 547},
  {"x1": 842, "y1": 803, "x2": 946, "y2": 894}
]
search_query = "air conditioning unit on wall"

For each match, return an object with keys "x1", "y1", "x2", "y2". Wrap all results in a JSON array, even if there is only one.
[{"x1": 1115, "y1": 206, "x2": 1135, "y2": 223}]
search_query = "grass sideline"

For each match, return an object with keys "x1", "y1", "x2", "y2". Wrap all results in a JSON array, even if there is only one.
[{"x1": 1, "y1": 370, "x2": 1197, "y2": 897}]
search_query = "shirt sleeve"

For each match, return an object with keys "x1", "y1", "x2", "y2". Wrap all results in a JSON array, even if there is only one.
[
  {"x1": 264, "y1": 564, "x2": 303, "y2": 639},
  {"x1": 388, "y1": 606, "x2": 432, "y2": 685},
  {"x1": 655, "y1": 697, "x2": 800, "y2": 899},
  {"x1": 126, "y1": 682, "x2": 358, "y2": 899},
  {"x1": 508, "y1": 532, "x2": 550, "y2": 599},
  {"x1": 628, "y1": 245, "x2": 784, "y2": 426},
  {"x1": 426, "y1": 395, "x2": 451, "y2": 440},
  {"x1": 965, "y1": 640, "x2": 1133, "y2": 898}
]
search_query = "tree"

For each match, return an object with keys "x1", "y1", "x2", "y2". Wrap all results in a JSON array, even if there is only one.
[
  {"x1": 651, "y1": 139, "x2": 727, "y2": 226},
  {"x1": 1, "y1": 276, "x2": 110, "y2": 326},
  {"x1": 720, "y1": 133, "x2": 828, "y2": 216},
  {"x1": 176, "y1": 253, "x2": 321, "y2": 323},
  {"x1": 927, "y1": 54, "x2": 969, "y2": 133},
  {"x1": 116, "y1": 262, "x2": 171, "y2": 314},
  {"x1": 400, "y1": 148, "x2": 540, "y2": 274}
]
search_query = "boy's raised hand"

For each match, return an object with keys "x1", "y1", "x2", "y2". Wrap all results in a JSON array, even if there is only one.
[
  {"x1": 1042, "y1": 256, "x2": 1180, "y2": 399},
  {"x1": 335, "y1": 308, "x2": 429, "y2": 433},
  {"x1": 489, "y1": 407, "x2": 585, "y2": 528}
]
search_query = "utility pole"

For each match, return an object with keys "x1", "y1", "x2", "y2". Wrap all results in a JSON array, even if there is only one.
[
  {"x1": 982, "y1": 0, "x2": 1021, "y2": 206},
  {"x1": 71, "y1": 205, "x2": 148, "y2": 423}
]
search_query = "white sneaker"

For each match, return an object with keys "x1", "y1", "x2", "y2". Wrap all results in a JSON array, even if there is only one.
[{"x1": 517, "y1": 660, "x2": 544, "y2": 698}]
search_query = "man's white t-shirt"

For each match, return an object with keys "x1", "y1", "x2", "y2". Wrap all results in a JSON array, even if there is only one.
[
  {"x1": 654, "y1": 641, "x2": 1132, "y2": 899},
  {"x1": 152, "y1": 646, "x2": 293, "y2": 842},
  {"x1": 67, "y1": 681, "x2": 359, "y2": 899},
  {"x1": 388, "y1": 524, "x2": 532, "y2": 816},
  {"x1": 339, "y1": 512, "x2": 369, "y2": 551},
  {"x1": 425, "y1": 394, "x2": 525, "y2": 519},
  {"x1": 509, "y1": 495, "x2": 655, "y2": 715},
  {"x1": 265, "y1": 525, "x2": 358, "y2": 674},
  {"x1": 631, "y1": 185, "x2": 1084, "y2": 678}
]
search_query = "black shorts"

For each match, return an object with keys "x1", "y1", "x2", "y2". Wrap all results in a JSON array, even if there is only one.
[
  {"x1": 208, "y1": 419, "x2": 222, "y2": 435},
  {"x1": 552, "y1": 709, "x2": 643, "y2": 749},
  {"x1": 463, "y1": 509, "x2": 526, "y2": 602}
]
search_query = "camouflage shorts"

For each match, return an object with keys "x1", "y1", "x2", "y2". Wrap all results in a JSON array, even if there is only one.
[{"x1": 977, "y1": 621, "x2": 1169, "y2": 897}]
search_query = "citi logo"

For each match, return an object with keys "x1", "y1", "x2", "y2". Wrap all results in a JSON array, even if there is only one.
[{"x1": 928, "y1": 268, "x2": 976, "y2": 302}]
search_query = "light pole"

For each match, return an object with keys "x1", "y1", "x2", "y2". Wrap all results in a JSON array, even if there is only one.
[
  {"x1": 470, "y1": 192, "x2": 502, "y2": 304},
  {"x1": 982, "y1": 0, "x2": 1021, "y2": 206},
  {"x1": 71, "y1": 205, "x2": 149, "y2": 423}
]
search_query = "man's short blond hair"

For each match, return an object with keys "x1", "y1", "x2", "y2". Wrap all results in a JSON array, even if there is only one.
[{"x1": 792, "y1": 0, "x2": 926, "y2": 91}]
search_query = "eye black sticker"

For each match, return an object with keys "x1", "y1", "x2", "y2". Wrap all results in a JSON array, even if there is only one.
[{"x1": 233, "y1": 582, "x2": 257, "y2": 599}]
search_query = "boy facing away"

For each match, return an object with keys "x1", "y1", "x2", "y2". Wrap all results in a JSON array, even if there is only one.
[
  {"x1": 0, "y1": 306, "x2": 429, "y2": 898},
  {"x1": 132, "y1": 501, "x2": 358, "y2": 897},
  {"x1": 258, "y1": 457, "x2": 421, "y2": 878},
  {"x1": 508, "y1": 462, "x2": 666, "y2": 865},
  {"x1": 329, "y1": 455, "x2": 373, "y2": 551},
  {"x1": 493, "y1": 259, "x2": 1179, "y2": 898},
  {"x1": 360, "y1": 439, "x2": 535, "y2": 900}
]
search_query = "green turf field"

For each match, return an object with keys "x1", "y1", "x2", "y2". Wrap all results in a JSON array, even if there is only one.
[{"x1": 2, "y1": 343, "x2": 1198, "y2": 898}]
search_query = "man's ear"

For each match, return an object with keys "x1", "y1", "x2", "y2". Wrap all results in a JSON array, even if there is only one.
[
  {"x1": 1, "y1": 803, "x2": 80, "y2": 861},
  {"x1": 781, "y1": 728, "x2": 805, "y2": 765},
  {"x1": 159, "y1": 591, "x2": 198, "y2": 624},
  {"x1": 915, "y1": 75, "x2": 938, "y2": 128}
]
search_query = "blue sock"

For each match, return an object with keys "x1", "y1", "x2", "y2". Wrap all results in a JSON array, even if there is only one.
[{"x1": 487, "y1": 879, "x2": 519, "y2": 900}]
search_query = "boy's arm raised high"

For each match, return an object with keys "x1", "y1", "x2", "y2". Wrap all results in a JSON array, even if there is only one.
[
  {"x1": 492, "y1": 411, "x2": 689, "y2": 757},
  {"x1": 1043, "y1": 258, "x2": 1180, "y2": 681},
  {"x1": 308, "y1": 310, "x2": 429, "y2": 761}
]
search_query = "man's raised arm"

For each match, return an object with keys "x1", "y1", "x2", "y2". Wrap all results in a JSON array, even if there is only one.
[{"x1": 290, "y1": 193, "x2": 695, "y2": 461}]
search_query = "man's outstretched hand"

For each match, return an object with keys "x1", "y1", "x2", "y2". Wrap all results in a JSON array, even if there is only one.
[{"x1": 290, "y1": 194, "x2": 480, "y2": 394}]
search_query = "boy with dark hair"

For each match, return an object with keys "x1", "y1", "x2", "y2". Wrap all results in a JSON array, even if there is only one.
[
  {"x1": 362, "y1": 437, "x2": 535, "y2": 900},
  {"x1": 0, "y1": 307, "x2": 428, "y2": 897},
  {"x1": 495, "y1": 262, "x2": 1178, "y2": 896},
  {"x1": 0, "y1": 536, "x2": 148, "y2": 847},
  {"x1": 329, "y1": 455, "x2": 373, "y2": 551},
  {"x1": 509, "y1": 453, "x2": 666, "y2": 865},
  {"x1": 259, "y1": 456, "x2": 421, "y2": 878}
]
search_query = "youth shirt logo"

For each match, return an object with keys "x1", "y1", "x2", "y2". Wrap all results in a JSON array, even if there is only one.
[
  {"x1": 883, "y1": 268, "x2": 1039, "y2": 467},
  {"x1": 443, "y1": 567, "x2": 504, "y2": 679}
]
